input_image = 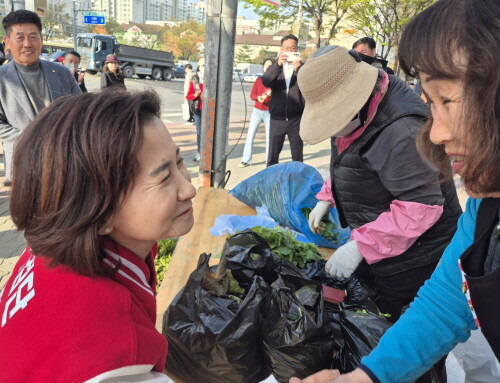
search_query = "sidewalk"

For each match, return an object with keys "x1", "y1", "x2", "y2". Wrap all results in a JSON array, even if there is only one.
[{"x1": 0, "y1": 120, "x2": 332, "y2": 288}]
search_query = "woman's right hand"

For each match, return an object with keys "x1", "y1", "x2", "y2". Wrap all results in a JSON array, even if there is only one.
[
  {"x1": 308, "y1": 201, "x2": 331, "y2": 233},
  {"x1": 289, "y1": 368, "x2": 373, "y2": 383}
]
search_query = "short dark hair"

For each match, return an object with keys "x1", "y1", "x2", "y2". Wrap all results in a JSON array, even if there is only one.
[
  {"x1": 352, "y1": 37, "x2": 376, "y2": 50},
  {"x1": 262, "y1": 58, "x2": 275, "y2": 66},
  {"x1": 399, "y1": 0, "x2": 500, "y2": 194},
  {"x1": 62, "y1": 50, "x2": 81, "y2": 59},
  {"x1": 184, "y1": 63, "x2": 192, "y2": 70},
  {"x1": 10, "y1": 91, "x2": 162, "y2": 276},
  {"x1": 281, "y1": 34, "x2": 298, "y2": 45},
  {"x1": 2, "y1": 10, "x2": 42, "y2": 35}
]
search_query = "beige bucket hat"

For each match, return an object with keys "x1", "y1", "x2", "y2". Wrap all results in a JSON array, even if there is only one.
[{"x1": 298, "y1": 46, "x2": 379, "y2": 144}]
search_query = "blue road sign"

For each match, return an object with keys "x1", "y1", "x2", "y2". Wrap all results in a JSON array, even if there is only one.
[{"x1": 83, "y1": 15, "x2": 106, "y2": 25}]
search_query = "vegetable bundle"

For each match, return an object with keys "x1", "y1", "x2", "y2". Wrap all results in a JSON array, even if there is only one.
[{"x1": 250, "y1": 226, "x2": 322, "y2": 268}]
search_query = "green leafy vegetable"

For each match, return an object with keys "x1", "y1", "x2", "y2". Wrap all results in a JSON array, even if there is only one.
[
  {"x1": 154, "y1": 238, "x2": 178, "y2": 292},
  {"x1": 302, "y1": 207, "x2": 340, "y2": 243},
  {"x1": 250, "y1": 226, "x2": 322, "y2": 268}
]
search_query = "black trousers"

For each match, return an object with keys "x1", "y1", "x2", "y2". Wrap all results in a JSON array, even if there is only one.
[
  {"x1": 267, "y1": 116, "x2": 303, "y2": 167},
  {"x1": 357, "y1": 261, "x2": 448, "y2": 383}
]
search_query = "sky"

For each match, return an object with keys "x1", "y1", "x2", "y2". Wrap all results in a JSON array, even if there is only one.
[{"x1": 237, "y1": 2, "x2": 258, "y2": 20}]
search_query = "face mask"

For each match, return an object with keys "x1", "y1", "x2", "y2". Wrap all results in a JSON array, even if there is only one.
[
  {"x1": 335, "y1": 114, "x2": 361, "y2": 137},
  {"x1": 64, "y1": 62, "x2": 75, "y2": 71}
]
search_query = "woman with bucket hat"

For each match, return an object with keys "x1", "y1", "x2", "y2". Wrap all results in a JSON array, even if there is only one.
[
  {"x1": 296, "y1": 45, "x2": 462, "y2": 381},
  {"x1": 101, "y1": 54, "x2": 126, "y2": 90},
  {"x1": 291, "y1": 0, "x2": 500, "y2": 382}
]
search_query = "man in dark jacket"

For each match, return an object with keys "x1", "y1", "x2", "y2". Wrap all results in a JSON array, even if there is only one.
[{"x1": 262, "y1": 34, "x2": 304, "y2": 166}]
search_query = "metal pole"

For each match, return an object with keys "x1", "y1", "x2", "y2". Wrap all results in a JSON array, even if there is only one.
[
  {"x1": 212, "y1": 0, "x2": 237, "y2": 187},
  {"x1": 72, "y1": 1, "x2": 77, "y2": 49},
  {"x1": 199, "y1": 0, "x2": 237, "y2": 187}
]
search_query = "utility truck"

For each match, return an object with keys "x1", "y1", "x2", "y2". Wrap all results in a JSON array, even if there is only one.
[{"x1": 76, "y1": 33, "x2": 175, "y2": 81}]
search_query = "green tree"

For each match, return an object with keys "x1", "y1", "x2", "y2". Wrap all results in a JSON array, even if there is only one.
[
  {"x1": 162, "y1": 21, "x2": 205, "y2": 60},
  {"x1": 253, "y1": 45, "x2": 275, "y2": 64},
  {"x1": 235, "y1": 43, "x2": 254, "y2": 63},
  {"x1": 42, "y1": 3, "x2": 71, "y2": 41},
  {"x1": 348, "y1": 0, "x2": 436, "y2": 71},
  {"x1": 241, "y1": 0, "x2": 363, "y2": 48}
]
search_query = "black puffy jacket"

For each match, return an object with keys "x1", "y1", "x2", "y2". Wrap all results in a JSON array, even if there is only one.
[{"x1": 330, "y1": 76, "x2": 462, "y2": 276}]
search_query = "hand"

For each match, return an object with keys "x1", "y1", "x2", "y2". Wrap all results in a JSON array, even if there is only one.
[
  {"x1": 325, "y1": 240, "x2": 363, "y2": 279},
  {"x1": 289, "y1": 369, "x2": 340, "y2": 383},
  {"x1": 293, "y1": 58, "x2": 303, "y2": 71},
  {"x1": 289, "y1": 368, "x2": 373, "y2": 383},
  {"x1": 308, "y1": 201, "x2": 331, "y2": 233},
  {"x1": 278, "y1": 53, "x2": 289, "y2": 66},
  {"x1": 77, "y1": 71, "x2": 86, "y2": 84}
]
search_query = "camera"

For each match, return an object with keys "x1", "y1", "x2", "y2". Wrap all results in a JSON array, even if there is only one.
[{"x1": 285, "y1": 52, "x2": 301, "y2": 62}]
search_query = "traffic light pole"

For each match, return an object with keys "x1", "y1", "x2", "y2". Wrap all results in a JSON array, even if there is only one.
[{"x1": 72, "y1": 1, "x2": 107, "y2": 50}]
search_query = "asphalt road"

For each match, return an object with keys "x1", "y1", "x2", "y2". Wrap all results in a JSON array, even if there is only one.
[{"x1": 84, "y1": 73, "x2": 254, "y2": 124}]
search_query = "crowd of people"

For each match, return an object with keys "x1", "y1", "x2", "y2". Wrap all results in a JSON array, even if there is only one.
[{"x1": 0, "y1": 0, "x2": 499, "y2": 381}]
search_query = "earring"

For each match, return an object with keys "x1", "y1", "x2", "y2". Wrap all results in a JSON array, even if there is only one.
[{"x1": 104, "y1": 227, "x2": 111, "y2": 234}]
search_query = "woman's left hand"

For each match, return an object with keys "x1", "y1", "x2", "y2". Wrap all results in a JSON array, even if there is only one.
[
  {"x1": 289, "y1": 368, "x2": 373, "y2": 383},
  {"x1": 289, "y1": 369, "x2": 340, "y2": 383}
]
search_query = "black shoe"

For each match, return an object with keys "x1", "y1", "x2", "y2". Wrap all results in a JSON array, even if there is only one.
[{"x1": 3, "y1": 179, "x2": 12, "y2": 187}]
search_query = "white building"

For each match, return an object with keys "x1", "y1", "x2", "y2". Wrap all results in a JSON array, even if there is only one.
[{"x1": 186, "y1": 1, "x2": 205, "y2": 23}]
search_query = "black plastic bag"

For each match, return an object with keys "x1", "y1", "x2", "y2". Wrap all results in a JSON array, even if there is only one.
[
  {"x1": 222, "y1": 231, "x2": 316, "y2": 291},
  {"x1": 261, "y1": 277, "x2": 335, "y2": 382},
  {"x1": 330, "y1": 307, "x2": 392, "y2": 373},
  {"x1": 301, "y1": 260, "x2": 377, "y2": 310},
  {"x1": 163, "y1": 253, "x2": 270, "y2": 383},
  {"x1": 222, "y1": 231, "x2": 336, "y2": 382}
]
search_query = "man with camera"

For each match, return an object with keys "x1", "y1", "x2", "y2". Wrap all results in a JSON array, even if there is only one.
[
  {"x1": 63, "y1": 50, "x2": 87, "y2": 93},
  {"x1": 0, "y1": 10, "x2": 80, "y2": 187},
  {"x1": 262, "y1": 34, "x2": 304, "y2": 167}
]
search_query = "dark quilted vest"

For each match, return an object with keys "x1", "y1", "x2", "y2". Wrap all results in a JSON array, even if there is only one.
[{"x1": 330, "y1": 77, "x2": 462, "y2": 276}]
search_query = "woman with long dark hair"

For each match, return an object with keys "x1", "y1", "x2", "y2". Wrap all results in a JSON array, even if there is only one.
[{"x1": 290, "y1": 0, "x2": 500, "y2": 381}]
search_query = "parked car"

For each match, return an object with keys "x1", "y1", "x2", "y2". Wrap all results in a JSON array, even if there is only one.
[
  {"x1": 42, "y1": 50, "x2": 66, "y2": 62},
  {"x1": 243, "y1": 73, "x2": 262, "y2": 83},
  {"x1": 174, "y1": 65, "x2": 186, "y2": 79},
  {"x1": 233, "y1": 72, "x2": 243, "y2": 82}
]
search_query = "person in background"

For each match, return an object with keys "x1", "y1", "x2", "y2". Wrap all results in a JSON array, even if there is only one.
[
  {"x1": 0, "y1": 90, "x2": 196, "y2": 382},
  {"x1": 239, "y1": 58, "x2": 274, "y2": 168},
  {"x1": 0, "y1": 10, "x2": 80, "y2": 187},
  {"x1": 290, "y1": 0, "x2": 500, "y2": 381},
  {"x1": 183, "y1": 63, "x2": 195, "y2": 124},
  {"x1": 186, "y1": 73, "x2": 203, "y2": 162},
  {"x1": 63, "y1": 50, "x2": 87, "y2": 93},
  {"x1": 101, "y1": 54, "x2": 126, "y2": 90},
  {"x1": 262, "y1": 34, "x2": 304, "y2": 167},
  {"x1": 352, "y1": 37, "x2": 394, "y2": 75}
]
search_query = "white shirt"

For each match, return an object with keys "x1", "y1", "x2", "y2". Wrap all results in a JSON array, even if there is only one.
[{"x1": 283, "y1": 62, "x2": 294, "y2": 90}]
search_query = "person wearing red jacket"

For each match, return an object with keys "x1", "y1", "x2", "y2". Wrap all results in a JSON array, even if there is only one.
[
  {"x1": 0, "y1": 90, "x2": 196, "y2": 382},
  {"x1": 186, "y1": 72, "x2": 203, "y2": 162},
  {"x1": 239, "y1": 58, "x2": 274, "y2": 168}
]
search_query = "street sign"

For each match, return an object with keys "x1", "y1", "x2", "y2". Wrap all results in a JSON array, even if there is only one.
[{"x1": 83, "y1": 15, "x2": 106, "y2": 25}]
